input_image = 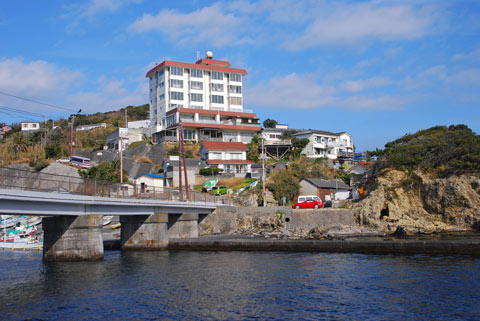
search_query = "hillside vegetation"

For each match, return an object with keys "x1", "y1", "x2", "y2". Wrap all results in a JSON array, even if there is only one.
[
  {"x1": 371, "y1": 125, "x2": 480, "y2": 177},
  {"x1": 0, "y1": 104, "x2": 149, "y2": 166}
]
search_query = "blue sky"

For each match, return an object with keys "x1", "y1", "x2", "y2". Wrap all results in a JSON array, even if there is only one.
[{"x1": 1, "y1": 0, "x2": 479, "y2": 151}]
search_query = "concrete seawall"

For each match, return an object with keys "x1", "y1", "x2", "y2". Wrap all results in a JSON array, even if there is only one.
[
  {"x1": 199, "y1": 206, "x2": 355, "y2": 235},
  {"x1": 168, "y1": 235, "x2": 480, "y2": 256}
]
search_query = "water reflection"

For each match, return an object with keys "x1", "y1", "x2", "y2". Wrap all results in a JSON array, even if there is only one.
[{"x1": 0, "y1": 251, "x2": 479, "y2": 320}]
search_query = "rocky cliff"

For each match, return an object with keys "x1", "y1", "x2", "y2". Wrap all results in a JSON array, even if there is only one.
[{"x1": 355, "y1": 169, "x2": 480, "y2": 235}]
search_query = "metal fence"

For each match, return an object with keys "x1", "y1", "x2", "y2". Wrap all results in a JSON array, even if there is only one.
[{"x1": 0, "y1": 166, "x2": 231, "y2": 205}]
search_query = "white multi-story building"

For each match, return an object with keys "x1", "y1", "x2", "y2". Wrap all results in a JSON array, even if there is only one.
[
  {"x1": 146, "y1": 52, "x2": 260, "y2": 143},
  {"x1": 292, "y1": 130, "x2": 355, "y2": 159}
]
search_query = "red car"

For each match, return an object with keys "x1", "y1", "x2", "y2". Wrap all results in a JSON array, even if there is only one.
[{"x1": 292, "y1": 199, "x2": 324, "y2": 209}]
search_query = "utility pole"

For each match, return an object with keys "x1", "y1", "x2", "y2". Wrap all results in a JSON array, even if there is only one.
[
  {"x1": 180, "y1": 124, "x2": 189, "y2": 200},
  {"x1": 178, "y1": 126, "x2": 183, "y2": 201},
  {"x1": 120, "y1": 135, "x2": 123, "y2": 183},
  {"x1": 262, "y1": 137, "x2": 266, "y2": 207},
  {"x1": 43, "y1": 114, "x2": 47, "y2": 145},
  {"x1": 70, "y1": 114, "x2": 75, "y2": 159}
]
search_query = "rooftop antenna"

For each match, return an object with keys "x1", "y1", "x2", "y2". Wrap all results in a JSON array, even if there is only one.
[{"x1": 196, "y1": 51, "x2": 200, "y2": 61}]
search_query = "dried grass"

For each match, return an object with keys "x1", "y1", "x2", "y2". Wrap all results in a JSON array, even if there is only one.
[
  {"x1": 217, "y1": 177, "x2": 244, "y2": 187},
  {"x1": 134, "y1": 155, "x2": 153, "y2": 164}
]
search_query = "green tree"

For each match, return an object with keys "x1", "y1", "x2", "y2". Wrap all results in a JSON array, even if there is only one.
[
  {"x1": 263, "y1": 118, "x2": 278, "y2": 128},
  {"x1": 79, "y1": 161, "x2": 127, "y2": 183},
  {"x1": 13, "y1": 132, "x2": 29, "y2": 155},
  {"x1": 266, "y1": 168, "x2": 300, "y2": 204}
]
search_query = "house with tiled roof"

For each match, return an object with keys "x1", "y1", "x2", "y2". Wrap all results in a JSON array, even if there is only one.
[
  {"x1": 200, "y1": 141, "x2": 254, "y2": 177},
  {"x1": 146, "y1": 51, "x2": 261, "y2": 144},
  {"x1": 292, "y1": 129, "x2": 354, "y2": 160}
]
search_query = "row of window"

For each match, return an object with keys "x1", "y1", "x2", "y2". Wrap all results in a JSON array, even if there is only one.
[
  {"x1": 169, "y1": 92, "x2": 241, "y2": 105},
  {"x1": 166, "y1": 67, "x2": 242, "y2": 82},
  {"x1": 159, "y1": 80, "x2": 240, "y2": 93}
]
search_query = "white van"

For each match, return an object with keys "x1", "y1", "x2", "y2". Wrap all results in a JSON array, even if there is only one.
[{"x1": 297, "y1": 195, "x2": 322, "y2": 203}]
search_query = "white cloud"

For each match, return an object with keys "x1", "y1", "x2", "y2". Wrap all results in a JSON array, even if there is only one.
[
  {"x1": 285, "y1": 3, "x2": 432, "y2": 50},
  {"x1": 129, "y1": 4, "x2": 250, "y2": 47},
  {"x1": 340, "y1": 77, "x2": 392, "y2": 92},
  {"x1": 246, "y1": 73, "x2": 336, "y2": 109},
  {"x1": 246, "y1": 73, "x2": 401, "y2": 110},
  {"x1": 452, "y1": 48, "x2": 480, "y2": 61},
  {"x1": 0, "y1": 57, "x2": 82, "y2": 97},
  {"x1": 446, "y1": 69, "x2": 480, "y2": 86},
  {"x1": 66, "y1": 77, "x2": 147, "y2": 114}
]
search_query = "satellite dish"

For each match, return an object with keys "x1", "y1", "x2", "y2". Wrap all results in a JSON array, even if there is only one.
[{"x1": 206, "y1": 51, "x2": 213, "y2": 59}]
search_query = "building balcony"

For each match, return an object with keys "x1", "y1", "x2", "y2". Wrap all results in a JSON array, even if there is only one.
[{"x1": 264, "y1": 139, "x2": 291, "y2": 145}]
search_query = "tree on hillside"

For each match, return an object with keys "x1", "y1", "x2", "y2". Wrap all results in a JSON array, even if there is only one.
[
  {"x1": 375, "y1": 124, "x2": 480, "y2": 176},
  {"x1": 263, "y1": 118, "x2": 278, "y2": 128},
  {"x1": 247, "y1": 134, "x2": 260, "y2": 162},
  {"x1": 266, "y1": 168, "x2": 300, "y2": 204}
]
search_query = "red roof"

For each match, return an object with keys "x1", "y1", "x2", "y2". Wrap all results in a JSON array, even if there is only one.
[
  {"x1": 146, "y1": 60, "x2": 247, "y2": 78},
  {"x1": 202, "y1": 141, "x2": 248, "y2": 151},
  {"x1": 207, "y1": 160, "x2": 255, "y2": 164},
  {"x1": 168, "y1": 108, "x2": 257, "y2": 119},
  {"x1": 195, "y1": 59, "x2": 230, "y2": 67},
  {"x1": 178, "y1": 122, "x2": 261, "y2": 132}
]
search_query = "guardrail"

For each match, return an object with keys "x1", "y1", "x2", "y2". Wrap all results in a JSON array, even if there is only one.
[{"x1": 0, "y1": 166, "x2": 231, "y2": 205}]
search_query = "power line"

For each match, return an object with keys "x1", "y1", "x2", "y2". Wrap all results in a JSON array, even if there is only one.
[
  {"x1": 0, "y1": 91, "x2": 78, "y2": 112},
  {"x1": 0, "y1": 105, "x2": 45, "y2": 118}
]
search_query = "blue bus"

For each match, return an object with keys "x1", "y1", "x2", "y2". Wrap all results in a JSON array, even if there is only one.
[{"x1": 70, "y1": 156, "x2": 91, "y2": 168}]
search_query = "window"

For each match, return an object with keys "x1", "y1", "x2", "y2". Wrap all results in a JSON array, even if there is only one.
[
  {"x1": 230, "y1": 73, "x2": 241, "y2": 82},
  {"x1": 159, "y1": 94, "x2": 165, "y2": 100},
  {"x1": 230, "y1": 153, "x2": 242, "y2": 160},
  {"x1": 190, "y1": 81, "x2": 203, "y2": 90},
  {"x1": 166, "y1": 114, "x2": 177, "y2": 127},
  {"x1": 170, "y1": 66, "x2": 183, "y2": 76},
  {"x1": 170, "y1": 79, "x2": 183, "y2": 88},
  {"x1": 211, "y1": 95, "x2": 224, "y2": 104},
  {"x1": 183, "y1": 129, "x2": 195, "y2": 140},
  {"x1": 229, "y1": 85, "x2": 242, "y2": 93},
  {"x1": 170, "y1": 91, "x2": 184, "y2": 101},
  {"x1": 169, "y1": 103, "x2": 183, "y2": 109},
  {"x1": 211, "y1": 83, "x2": 224, "y2": 92},
  {"x1": 191, "y1": 69, "x2": 203, "y2": 78},
  {"x1": 211, "y1": 71, "x2": 223, "y2": 80},
  {"x1": 229, "y1": 97, "x2": 242, "y2": 105},
  {"x1": 159, "y1": 81, "x2": 164, "y2": 88},
  {"x1": 210, "y1": 152, "x2": 222, "y2": 160},
  {"x1": 158, "y1": 70, "x2": 164, "y2": 77},
  {"x1": 190, "y1": 93, "x2": 203, "y2": 102}
]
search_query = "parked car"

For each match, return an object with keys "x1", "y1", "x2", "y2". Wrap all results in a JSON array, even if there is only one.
[
  {"x1": 292, "y1": 199, "x2": 324, "y2": 209},
  {"x1": 209, "y1": 185, "x2": 228, "y2": 195}
]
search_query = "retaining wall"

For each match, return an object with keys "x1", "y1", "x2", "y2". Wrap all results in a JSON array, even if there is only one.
[{"x1": 199, "y1": 206, "x2": 355, "y2": 235}]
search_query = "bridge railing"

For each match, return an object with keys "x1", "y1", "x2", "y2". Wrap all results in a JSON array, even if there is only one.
[{"x1": 0, "y1": 166, "x2": 231, "y2": 205}]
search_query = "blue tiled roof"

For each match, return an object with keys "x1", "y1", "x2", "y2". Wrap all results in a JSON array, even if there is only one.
[{"x1": 135, "y1": 173, "x2": 166, "y2": 179}]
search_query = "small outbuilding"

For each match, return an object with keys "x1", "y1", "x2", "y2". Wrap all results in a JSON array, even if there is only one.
[
  {"x1": 134, "y1": 173, "x2": 166, "y2": 193},
  {"x1": 299, "y1": 177, "x2": 352, "y2": 201}
]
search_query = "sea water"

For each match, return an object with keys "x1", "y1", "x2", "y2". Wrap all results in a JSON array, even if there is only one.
[{"x1": 0, "y1": 250, "x2": 479, "y2": 320}]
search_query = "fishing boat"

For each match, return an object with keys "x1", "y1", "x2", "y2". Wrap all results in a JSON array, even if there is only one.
[
  {"x1": 0, "y1": 218, "x2": 42, "y2": 251},
  {"x1": 103, "y1": 216, "x2": 113, "y2": 226}
]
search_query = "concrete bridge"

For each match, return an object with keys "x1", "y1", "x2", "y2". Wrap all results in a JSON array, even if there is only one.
[{"x1": 0, "y1": 188, "x2": 222, "y2": 261}]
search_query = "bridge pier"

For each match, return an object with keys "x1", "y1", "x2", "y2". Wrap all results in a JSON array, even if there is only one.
[
  {"x1": 168, "y1": 213, "x2": 199, "y2": 238},
  {"x1": 120, "y1": 213, "x2": 169, "y2": 250},
  {"x1": 43, "y1": 215, "x2": 104, "y2": 262}
]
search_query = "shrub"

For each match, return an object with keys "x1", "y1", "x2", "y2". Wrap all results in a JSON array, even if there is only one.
[{"x1": 199, "y1": 168, "x2": 224, "y2": 176}]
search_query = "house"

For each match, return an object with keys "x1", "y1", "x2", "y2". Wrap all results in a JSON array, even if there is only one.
[
  {"x1": 75, "y1": 123, "x2": 107, "y2": 132},
  {"x1": 20, "y1": 122, "x2": 40, "y2": 133},
  {"x1": 200, "y1": 141, "x2": 254, "y2": 177},
  {"x1": 159, "y1": 156, "x2": 206, "y2": 188},
  {"x1": 299, "y1": 178, "x2": 352, "y2": 201},
  {"x1": 106, "y1": 127, "x2": 145, "y2": 151},
  {"x1": 261, "y1": 124, "x2": 292, "y2": 160},
  {"x1": 146, "y1": 51, "x2": 261, "y2": 143},
  {"x1": 292, "y1": 130, "x2": 354, "y2": 160},
  {"x1": 0, "y1": 125, "x2": 12, "y2": 139},
  {"x1": 134, "y1": 173, "x2": 166, "y2": 193}
]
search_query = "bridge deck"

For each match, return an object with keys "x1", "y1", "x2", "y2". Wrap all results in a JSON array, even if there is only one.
[{"x1": 0, "y1": 189, "x2": 220, "y2": 216}]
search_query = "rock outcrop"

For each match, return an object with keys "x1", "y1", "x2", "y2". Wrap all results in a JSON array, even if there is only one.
[{"x1": 355, "y1": 170, "x2": 480, "y2": 235}]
